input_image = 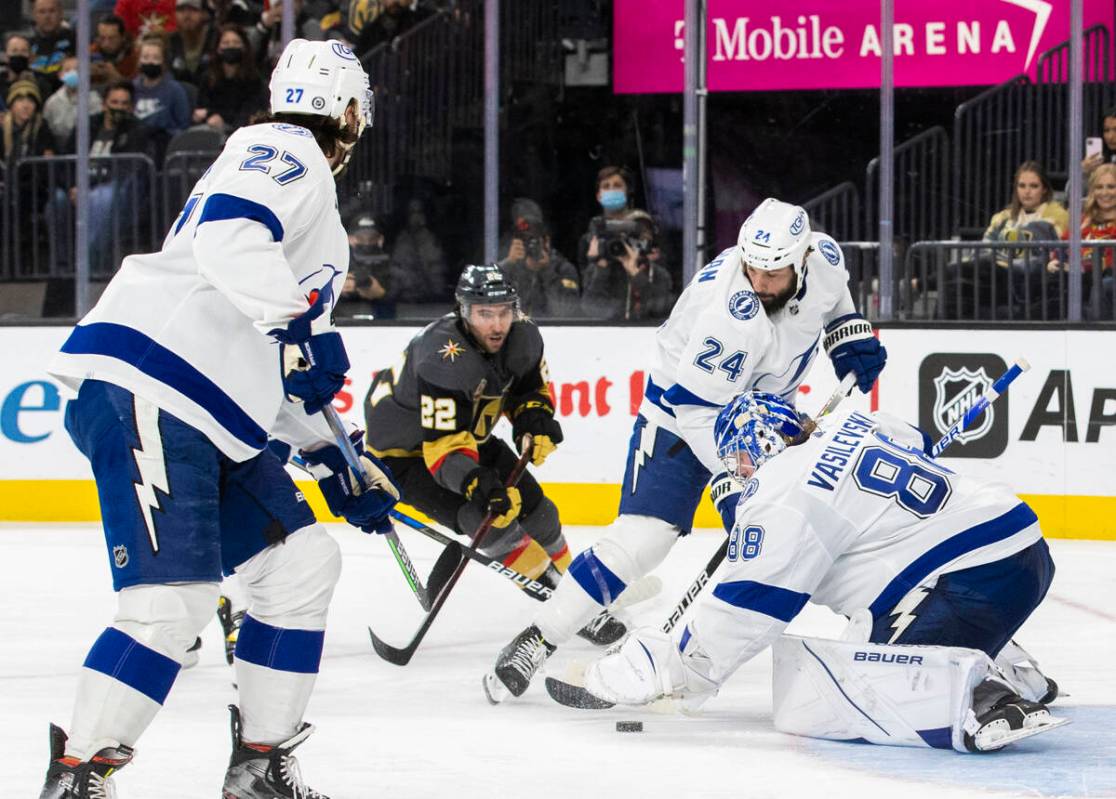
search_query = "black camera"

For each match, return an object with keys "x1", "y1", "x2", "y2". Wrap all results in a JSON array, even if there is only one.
[
  {"x1": 592, "y1": 218, "x2": 649, "y2": 260},
  {"x1": 523, "y1": 235, "x2": 545, "y2": 261}
]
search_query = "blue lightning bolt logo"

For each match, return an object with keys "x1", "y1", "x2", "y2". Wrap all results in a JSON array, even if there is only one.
[
  {"x1": 630, "y1": 424, "x2": 657, "y2": 493},
  {"x1": 131, "y1": 398, "x2": 169, "y2": 553}
]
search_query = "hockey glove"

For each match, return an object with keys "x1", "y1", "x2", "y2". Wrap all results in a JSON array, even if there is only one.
[
  {"x1": 463, "y1": 467, "x2": 522, "y2": 528},
  {"x1": 269, "y1": 290, "x2": 350, "y2": 415},
  {"x1": 823, "y1": 313, "x2": 887, "y2": 394},
  {"x1": 710, "y1": 472, "x2": 743, "y2": 534},
  {"x1": 301, "y1": 432, "x2": 401, "y2": 534},
  {"x1": 512, "y1": 406, "x2": 564, "y2": 466}
]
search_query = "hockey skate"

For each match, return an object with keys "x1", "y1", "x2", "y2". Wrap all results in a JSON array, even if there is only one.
[
  {"x1": 484, "y1": 624, "x2": 556, "y2": 704},
  {"x1": 217, "y1": 595, "x2": 244, "y2": 665},
  {"x1": 962, "y1": 679, "x2": 1069, "y2": 752},
  {"x1": 222, "y1": 705, "x2": 328, "y2": 799},
  {"x1": 39, "y1": 723, "x2": 133, "y2": 799},
  {"x1": 575, "y1": 608, "x2": 627, "y2": 646}
]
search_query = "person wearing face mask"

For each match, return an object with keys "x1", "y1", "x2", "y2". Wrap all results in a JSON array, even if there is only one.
[
  {"x1": 338, "y1": 212, "x2": 396, "y2": 319},
  {"x1": 390, "y1": 197, "x2": 451, "y2": 304},
  {"x1": 2, "y1": 33, "x2": 53, "y2": 107},
  {"x1": 132, "y1": 34, "x2": 190, "y2": 151},
  {"x1": 192, "y1": 24, "x2": 266, "y2": 133},
  {"x1": 167, "y1": 0, "x2": 216, "y2": 86},
  {"x1": 577, "y1": 164, "x2": 634, "y2": 277},
  {"x1": 43, "y1": 55, "x2": 104, "y2": 146}
]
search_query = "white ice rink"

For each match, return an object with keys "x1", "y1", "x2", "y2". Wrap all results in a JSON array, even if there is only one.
[{"x1": 3, "y1": 523, "x2": 1114, "y2": 798}]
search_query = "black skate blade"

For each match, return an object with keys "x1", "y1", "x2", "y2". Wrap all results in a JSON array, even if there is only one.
[{"x1": 545, "y1": 677, "x2": 616, "y2": 709}]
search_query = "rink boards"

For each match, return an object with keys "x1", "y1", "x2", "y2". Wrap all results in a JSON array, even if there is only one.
[{"x1": 0, "y1": 325, "x2": 1112, "y2": 539}]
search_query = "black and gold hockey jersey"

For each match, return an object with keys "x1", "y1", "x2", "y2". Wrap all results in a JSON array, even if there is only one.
[{"x1": 364, "y1": 314, "x2": 553, "y2": 493}]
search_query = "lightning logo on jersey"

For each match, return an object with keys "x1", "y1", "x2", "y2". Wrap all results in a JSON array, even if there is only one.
[
  {"x1": 886, "y1": 585, "x2": 931, "y2": 643},
  {"x1": 630, "y1": 423, "x2": 657, "y2": 494},
  {"x1": 131, "y1": 397, "x2": 170, "y2": 553}
]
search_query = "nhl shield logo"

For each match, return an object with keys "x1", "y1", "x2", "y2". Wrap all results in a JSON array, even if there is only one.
[
  {"x1": 113, "y1": 545, "x2": 129, "y2": 568},
  {"x1": 932, "y1": 366, "x2": 994, "y2": 443}
]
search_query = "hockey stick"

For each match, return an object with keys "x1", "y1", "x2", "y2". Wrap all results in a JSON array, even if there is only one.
[
  {"x1": 319, "y1": 407, "x2": 435, "y2": 611},
  {"x1": 661, "y1": 371, "x2": 859, "y2": 635},
  {"x1": 547, "y1": 360, "x2": 1030, "y2": 709},
  {"x1": 368, "y1": 437, "x2": 534, "y2": 666}
]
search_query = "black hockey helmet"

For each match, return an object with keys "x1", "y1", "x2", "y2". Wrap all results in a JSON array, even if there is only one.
[{"x1": 455, "y1": 263, "x2": 519, "y2": 313}]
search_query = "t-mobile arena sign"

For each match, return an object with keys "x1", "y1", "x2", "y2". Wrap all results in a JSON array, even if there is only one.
[{"x1": 614, "y1": 0, "x2": 1113, "y2": 93}]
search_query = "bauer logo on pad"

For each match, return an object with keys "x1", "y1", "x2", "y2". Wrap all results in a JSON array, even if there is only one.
[{"x1": 919, "y1": 353, "x2": 1009, "y2": 458}]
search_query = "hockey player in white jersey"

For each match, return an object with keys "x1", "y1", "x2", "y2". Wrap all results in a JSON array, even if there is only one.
[
  {"x1": 582, "y1": 392, "x2": 1064, "y2": 753},
  {"x1": 39, "y1": 40, "x2": 399, "y2": 799},
  {"x1": 484, "y1": 198, "x2": 888, "y2": 702}
]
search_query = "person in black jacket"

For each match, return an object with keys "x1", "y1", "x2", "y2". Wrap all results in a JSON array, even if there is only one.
[
  {"x1": 498, "y1": 214, "x2": 580, "y2": 319},
  {"x1": 581, "y1": 209, "x2": 674, "y2": 321},
  {"x1": 193, "y1": 24, "x2": 267, "y2": 134}
]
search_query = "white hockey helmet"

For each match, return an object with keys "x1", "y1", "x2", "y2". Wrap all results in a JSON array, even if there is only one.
[
  {"x1": 737, "y1": 198, "x2": 811, "y2": 278},
  {"x1": 269, "y1": 39, "x2": 373, "y2": 139}
]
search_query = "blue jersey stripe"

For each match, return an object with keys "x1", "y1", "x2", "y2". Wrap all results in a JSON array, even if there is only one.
[
  {"x1": 643, "y1": 377, "x2": 676, "y2": 418},
  {"x1": 61, "y1": 322, "x2": 268, "y2": 451},
  {"x1": 197, "y1": 192, "x2": 285, "y2": 242},
  {"x1": 568, "y1": 549, "x2": 626, "y2": 606},
  {"x1": 712, "y1": 579, "x2": 810, "y2": 622},
  {"x1": 236, "y1": 615, "x2": 324, "y2": 674},
  {"x1": 868, "y1": 502, "x2": 1039, "y2": 619},
  {"x1": 663, "y1": 382, "x2": 720, "y2": 409},
  {"x1": 83, "y1": 627, "x2": 180, "y2": 704}
]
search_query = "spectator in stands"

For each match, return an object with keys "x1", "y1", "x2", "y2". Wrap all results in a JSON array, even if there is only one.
[
  {"x1": 192, "y1": 24, "x2": 265, "y2": 133},
  {"x1": 114, "y1": 0, "x2": 177, "y2": 37},
  {"x1": 2, "y1": 34, "x2": 51, "y2": 105},
  {"x1": 338, "y1": 212, "x2": 396, "y2": 319},
  {"x1": 581, "y1": 209, "x2": 674, "y2": 321},
  {"x1": 249, "y1": 0, "x2": 325, "y2": 68},
  {"x1": 1080, "y1": 108, "x2": 1116, "y2": 182},
  {"x1": 91, "y1": 15, "x2": 139, "y2": 89},
  {"x1": 43, "y1": 55, "x2": 103, "y2": 147},
  {"x1": 940, "y1": 161, "x2": 1067, "y2": 319},
  {"x1": 168, "y1": 0, "x2": 216, "y2": 86},
  {"x1": 133, "y1": 34, "x2": 190, "y2": 148},
  {"x1": 577, "y1": 164, "x2": 634, "y2": 276},
  {"x1": 497, "y1": 201, "x2": 580, "y2": 319},
  {"x1": 29, "y1": 0, "x2": 74, "y2": 92},
  {"x1": 1047, "y1": 163, "x2": 1116, "y2": 321},
  {"x1": 2, "y1": 78, "x2": 56, "y2": 163},
  {"x1": 390, "y1": 198, "x2": 450, "y2": 303},
  {"x1": 355, "y1": 0, "x2": 417, "y2": 59},
  {"x1": 342, "y1": 0, "x2": 382, "y2": 43}
]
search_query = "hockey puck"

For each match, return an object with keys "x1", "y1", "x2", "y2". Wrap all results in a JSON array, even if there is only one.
[{"x1": 616, "y1": 721, "x2": 643, "y2": 733}]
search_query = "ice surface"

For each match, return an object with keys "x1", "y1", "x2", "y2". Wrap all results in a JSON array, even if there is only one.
[{"x1": 3, "y1": 524, "x2": 1113, "y2": 798}]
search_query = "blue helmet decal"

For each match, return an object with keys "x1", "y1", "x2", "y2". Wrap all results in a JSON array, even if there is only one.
[
  {"x1": 331, "y1": 42, "x2": 358, "y2": 61},
  {"x1": 714, "y1": 391, "x2": 805, "y2": 481},
  {"x1": 789, "y1": 212, "x2": 805, "y2": 236}
]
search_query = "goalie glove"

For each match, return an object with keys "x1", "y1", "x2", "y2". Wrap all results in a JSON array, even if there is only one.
[
  {"x1": 269, "y1": 286, "x2": 350, "y2": 414},
  {"x1": 301, "y1": 431, "x2": 400, "y2": 533},
  {"x1": 584, "y1": 627, "x2": 719, "y2": 708},
  {"x1": 512, "y1": 406, "x2": 564, "y2": 466},
  {"x1": 710, "y1": 472, "x2": 742, "y2": 534},
  {"x1": 823, "y1": 313, "x2": 887, "y2": 394}
]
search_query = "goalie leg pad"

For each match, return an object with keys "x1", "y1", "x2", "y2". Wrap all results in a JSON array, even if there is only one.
[{"x1": 772, "y1": 634, "x2": 994, "y2": 752}]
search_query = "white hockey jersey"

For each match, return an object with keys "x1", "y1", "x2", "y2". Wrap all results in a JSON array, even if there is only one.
[
  {"x1": 639, "y1": 234, "x2": 857, "y2": 474},
  {"x1": 688, "y1": 409, "x2": 1042, "y2": 680},
  {"x1": 49, "y1": 122, "x2": 348, "y2": 460}
]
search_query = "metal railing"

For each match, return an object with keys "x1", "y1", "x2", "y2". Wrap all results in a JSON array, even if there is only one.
[
  {"x1": 8, "y1": 154, "x2": 159, "y2": 281},
  {"x1": 162, "y1": 150, "x2": 220, "y2": 231},
  {"x1": 803, "y1": 183, "x2": 861, "y2": 241},
  {"x1": 904, "y1": 240, "x2": 1115, "y2": 322},
  {"x1": 952, "y1": 75, "x2": 1036, "y2": 235},
  {"x1": 836, "y1": 241, "x2": 881, "y2": 320},
  {"x1": 866, "y1": 126, "x2": 950, "y2": 246}
]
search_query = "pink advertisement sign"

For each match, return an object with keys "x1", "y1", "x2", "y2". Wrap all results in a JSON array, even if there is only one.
[{"x1": 614, "y1": 0, "x2": 1114, "y2": 93}]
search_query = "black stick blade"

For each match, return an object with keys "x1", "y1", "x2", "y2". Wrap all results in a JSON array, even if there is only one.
[
  {"x1": 426, "y1": 542, "x2": 464, "y2": 600},
  {"x1": 544, "y1": 677, "x2": 616, "y2": 710},
  {"x1": 368, "y1": 627, "x2": 418, "y2": 666}
]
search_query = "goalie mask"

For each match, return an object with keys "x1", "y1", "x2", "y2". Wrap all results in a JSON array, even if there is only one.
[
  {"x1": 269, "y1": 39, "x2": 374, "y2": 175},
  {"x1": 714, "y1": 391, "x2": 805, "y2": 483}
]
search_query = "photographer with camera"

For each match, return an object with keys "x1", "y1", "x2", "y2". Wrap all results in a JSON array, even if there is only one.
[
  {"x1": 498, "y1": 201, "x2": 581, "y2": 319},
  {"x1": 581, "y1": 209, "x2": 674, "y2": 320},
  {"x1": 577, "y1": 165, "x2": 634, "y2": 274},
  {"x1": 338, "y1": 212, "x2": 396, "y2": 320}
]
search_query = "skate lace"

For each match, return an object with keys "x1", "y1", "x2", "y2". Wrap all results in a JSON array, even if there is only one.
[
  {"x1": 508, "y1": 633, "x2": 550, "y2": 679},
  {"x1": 279, "y1": 753, "x2": 323, "y2": 799},
  {"x1": 582, "y1": 610, "x2": 612, "y2": 636},
  {"x1": 85, "y1": 771, "x2": 116, "y2": 799}
]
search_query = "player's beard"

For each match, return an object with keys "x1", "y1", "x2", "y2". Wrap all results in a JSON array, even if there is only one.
[{"x1": 758, "y1": 277, "x2": 798, "y2": 314}]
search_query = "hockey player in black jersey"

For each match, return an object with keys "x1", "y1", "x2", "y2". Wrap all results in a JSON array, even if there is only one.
[{"x1": 364, "y1": 264, "x2": 624, "y2": 645}]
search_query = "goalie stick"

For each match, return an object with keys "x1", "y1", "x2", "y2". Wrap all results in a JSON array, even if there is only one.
[
  {"x1": 546, "y1": 360, "x2": 1031, "y2": 709},
  {"x1": 368, "y1": 437, "x2": 534, "y2": 666}
]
